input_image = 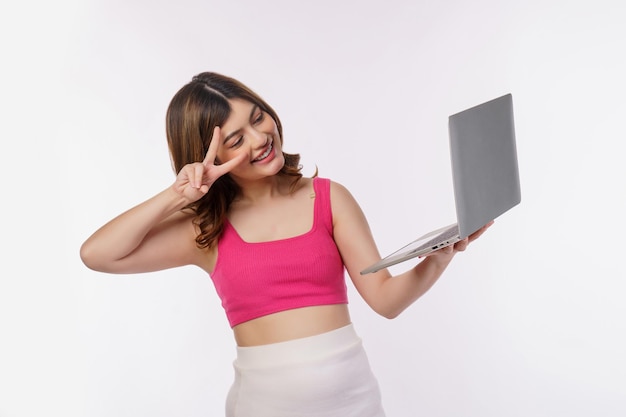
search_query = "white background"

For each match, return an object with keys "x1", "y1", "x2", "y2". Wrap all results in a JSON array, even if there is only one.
[{"x1": 1, "y1": 1, "x2": 625, "y2": 416}]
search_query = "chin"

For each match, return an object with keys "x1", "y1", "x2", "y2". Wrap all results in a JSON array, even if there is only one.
[{"x1": 263, "y1": 152, "x2": 286, "y2": 174}]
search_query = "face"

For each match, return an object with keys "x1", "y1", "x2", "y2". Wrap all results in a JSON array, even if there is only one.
[{"x1": 217, "y1": 98, "x2": 285, "y2": 182}]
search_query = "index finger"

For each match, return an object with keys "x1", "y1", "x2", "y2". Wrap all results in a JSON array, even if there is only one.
[
  {"x1": 203, "y1": 126, "x2": 222, "y2": 166},
  {"x1": 213, "y1": 152, "x2": 247, "y2": 177}
]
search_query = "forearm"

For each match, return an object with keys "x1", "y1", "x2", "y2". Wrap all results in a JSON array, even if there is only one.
[
  {"x1": 331, "y1": 180, "x2": 485, "y2": 320},
  {"x1": 80, "y1": 187, "x2": 188, "y2": 269},
  {"x1": 376, "y1": 255, "x2": 455, "y2": 319}
]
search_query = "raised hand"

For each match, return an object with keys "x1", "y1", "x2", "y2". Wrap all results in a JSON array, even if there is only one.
[{"x1": 172, "y1": 126, "x2": 246, "y2": 203}]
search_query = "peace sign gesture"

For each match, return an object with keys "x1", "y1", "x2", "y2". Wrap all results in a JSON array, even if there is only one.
[{"x1": 172, "y1": 126, "x2": 246, "y2": 203}]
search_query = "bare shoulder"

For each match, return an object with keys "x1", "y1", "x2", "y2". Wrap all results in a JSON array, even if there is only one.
[
  {"x1": 329, "y1": 180, "x2": 361, "y2": 218},
  {"x1": 329, "y1": 179, "x2": 351, "y2": 196}
]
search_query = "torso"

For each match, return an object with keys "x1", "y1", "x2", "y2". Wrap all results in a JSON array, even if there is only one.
[
  {"x1": 194, "y1": 176, "x2": 351, "y2": 347},
  {"x1": 226, "y1": 177, "x2": 316, "y2": 243},
  {"x1": 233, "y1": 304, "x2": 351, "y2": 346}
]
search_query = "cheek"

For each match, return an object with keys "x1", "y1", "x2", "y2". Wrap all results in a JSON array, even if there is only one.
[
  {"x1": 217, "y1": 149, "x2": 245, "y2": 165},
  {"x1": 263, "y1": 117, "x2": 279, "y2": 135},
  {"x1": 270, "y1": 125, "x2": 282, "y2": 145}
]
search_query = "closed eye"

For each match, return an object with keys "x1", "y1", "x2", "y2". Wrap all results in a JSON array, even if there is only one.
[
  {"x1": 253, "y1": 111, "x2": 264, "y2": 124},
  {"x1": 230, "y1": 136, "x2": 243, "y2": 148}
]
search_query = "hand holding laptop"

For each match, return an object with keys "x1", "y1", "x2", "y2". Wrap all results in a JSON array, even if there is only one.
[
  {"x1": 360, "y1": 94, "x2": 520, "y2": 275},
  {"x1": 419, "y1": 220, "x2": 494, "y2": 259}
]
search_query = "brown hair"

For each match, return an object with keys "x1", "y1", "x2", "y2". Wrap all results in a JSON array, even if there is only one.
[{"x1": 166, "y1": 72, "x2": 303, "y2": 249}]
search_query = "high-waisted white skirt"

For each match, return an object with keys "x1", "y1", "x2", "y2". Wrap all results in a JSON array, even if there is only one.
[{"x1": 226, "y1": 324, "x2": 386, "y2": 417}]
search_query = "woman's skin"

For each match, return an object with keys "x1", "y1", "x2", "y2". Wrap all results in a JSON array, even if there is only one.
[{"x1": 80, "y1": 97, "x2": 492, "y2": 347}]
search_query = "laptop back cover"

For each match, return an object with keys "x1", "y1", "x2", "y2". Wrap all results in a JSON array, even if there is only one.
[{"x1": 449, "y1": 93, "x2": 521, "y2": 239}]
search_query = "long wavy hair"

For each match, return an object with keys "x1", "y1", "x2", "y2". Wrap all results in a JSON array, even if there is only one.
[{"x1": 166, "y1": 72, "x2": 303, "y2": 249}]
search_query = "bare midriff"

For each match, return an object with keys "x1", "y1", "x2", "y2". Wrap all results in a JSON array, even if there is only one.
[{"x1": 232, "y1": 304, "x2": 351, "y2": 347}]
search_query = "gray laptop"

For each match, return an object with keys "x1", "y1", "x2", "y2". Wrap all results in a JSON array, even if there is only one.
[{"x1": 361, "y1": 93, "x2": 521, "y2": 275}]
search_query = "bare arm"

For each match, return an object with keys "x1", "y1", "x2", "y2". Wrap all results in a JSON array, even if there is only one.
[
  {"x1": 331, "y1": 181, "x2": 492, "y2": 319},
  {"x1": 80, "y1": 127, "x2": 246, "y2": 274},
  {"x1": 79, "y1": 188, "x2": 199, "y2": 273}
]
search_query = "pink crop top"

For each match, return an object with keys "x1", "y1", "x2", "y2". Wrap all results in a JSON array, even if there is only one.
[{"x1": 210, "y1": 177, "x2": 348, "y2": 327}]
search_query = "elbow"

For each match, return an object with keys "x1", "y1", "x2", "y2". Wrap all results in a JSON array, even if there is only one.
[
  {"x1": 384, "y1": 311, "x2": 401, "y2": 320},
  {"x1": 79, "y1": 242, "x2": 96, "y2": 271},
  {"x1": 372, "y1": 304, "x2": 403, "y2": 320},
  {"x1": 380, "y1": 310, "x2": 402, "y2": 320},
  {"x1": 79, "y1": 241, "x2": 106, "y2": 272},
  {"x1": 363, "y1": 295, "x2": 406, "y2": 320},
  {"x1": 80, "y1": 242, "x2": 132, "y2": 274}
]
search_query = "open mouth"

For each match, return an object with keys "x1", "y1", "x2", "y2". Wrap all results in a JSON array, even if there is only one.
[{"x1": 253, "y1": 141, "x2": 273, "y2": 162}]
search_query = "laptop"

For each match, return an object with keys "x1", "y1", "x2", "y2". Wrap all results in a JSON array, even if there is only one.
[{"x1": 360, "y1": 93, "x2": 521, "y2": 275}]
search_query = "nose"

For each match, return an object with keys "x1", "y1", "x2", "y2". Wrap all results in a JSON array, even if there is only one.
[{"x1": 249, "y1": 128, "x2": 268, "y2": 148}]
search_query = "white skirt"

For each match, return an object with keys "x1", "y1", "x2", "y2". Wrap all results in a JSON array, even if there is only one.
[{"x1": 226, "y1": 324, "x2": 386, "y2": 417}]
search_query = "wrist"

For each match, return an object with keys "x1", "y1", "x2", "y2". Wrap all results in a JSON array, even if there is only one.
[
  {"x1": 418, "y1": 251, "x2": 454, "y2": 271},
  {"x1": 162, "y1": 186, "x2": 193, "y2": 212}
]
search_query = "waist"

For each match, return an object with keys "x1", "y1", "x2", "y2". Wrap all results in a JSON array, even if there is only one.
[
  {"x1": 233, "y1": 304, "x2": 351, "y2": 347},
  {"x1": 234, "y1": 322, "x2": 360, "y2": 368}
]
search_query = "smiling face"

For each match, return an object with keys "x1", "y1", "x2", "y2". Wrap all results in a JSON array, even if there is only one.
[{"x1": 217, "y1": 98, "x2": 285, "y2": 183}]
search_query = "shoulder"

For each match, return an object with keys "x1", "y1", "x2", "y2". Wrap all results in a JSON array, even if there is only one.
[
  {"x1": 328, "y1": 179, "x2": 355, "y2": 203},
  {"x1": 310, "y1": 177, "x2": 350, "y2": 197},
  {"x1": 328, "y1": 179, "x2": 363, "y2": 225}
]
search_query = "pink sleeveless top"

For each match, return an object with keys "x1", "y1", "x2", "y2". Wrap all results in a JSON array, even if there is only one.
[{"x1": 210, "y1": 177, "x2": 348, "y2": 327}]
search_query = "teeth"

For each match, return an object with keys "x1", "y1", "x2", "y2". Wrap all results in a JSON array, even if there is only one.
[{"x1": 254, "y1": 143, "x2": 273, "y2": 161}]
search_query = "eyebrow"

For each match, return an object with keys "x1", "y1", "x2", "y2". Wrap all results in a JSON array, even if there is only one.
[{"x1": 222, "y1": 104, "x2": 259, "y2": 145}]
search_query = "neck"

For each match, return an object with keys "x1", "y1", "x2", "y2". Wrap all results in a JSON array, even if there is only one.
[{"x1": 232, "y1": 175, "x2": 289, "y2": 204}]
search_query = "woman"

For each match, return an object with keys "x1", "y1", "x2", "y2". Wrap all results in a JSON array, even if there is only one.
[{"x1": 80, "y1": 72, "x2": 491, "y2": 416}]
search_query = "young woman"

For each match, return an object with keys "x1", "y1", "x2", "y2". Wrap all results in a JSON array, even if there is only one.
[{"x1": 80, "y1": 72, "x2": 491, "y2": 417}]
